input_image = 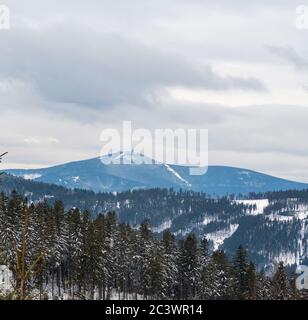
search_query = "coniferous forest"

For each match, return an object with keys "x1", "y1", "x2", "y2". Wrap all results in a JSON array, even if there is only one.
[{"x1": 0, "y1": 191, "x2": 305, "y2": 300}]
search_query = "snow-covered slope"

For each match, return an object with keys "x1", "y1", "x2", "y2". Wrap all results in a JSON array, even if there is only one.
[
  {"x1": 235, "y1": 199, "x2": 269, "y2": 215},
  {"x1": 206, "y1": 224, "x2": 239, "y2": 251}
]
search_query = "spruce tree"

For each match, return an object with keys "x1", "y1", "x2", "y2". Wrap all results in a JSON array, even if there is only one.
[
  {"x1": 272, "y1": 262, "x2": 292, "y2": 300},
  {"x1": 256, "y1": 269, "x2": 273, "y2": 300},
  {"x1": 178, "y1": 234, "x2": 200, "y2": 299},
  {"x1": 136, "y1": 220, "x2": 154, "y2": 300},
  {"x1": 246, "y1": 262, "x2": 256, "y2": 300},
  {"x1": 162, "y1": 230, "x2": 179, "y2": 299},
  {"x1": 233, "y1": 246, "x2": 250, "y2": 300},
  {"x1": 0, "y1": 189, "x2": 300, "y2": 301},
  {"x1": 211, "y1": 250, "x2": 233, "y2": 299},
  {"x1": 149, "y1": 241, "x2": 166, "y2": 299}
]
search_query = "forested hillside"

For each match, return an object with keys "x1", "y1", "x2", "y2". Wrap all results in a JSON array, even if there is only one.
[
  {"x1": 0, "y1": 192, "x2": 302, "y2": 300},
  {"x1": 2, "y1": 174, "x2": 308, "y2": 270}
]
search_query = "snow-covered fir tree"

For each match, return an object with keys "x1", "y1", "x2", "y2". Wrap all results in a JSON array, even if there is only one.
[{"x1": 0, "y1": 191, "x2": 302, "y2": 300}]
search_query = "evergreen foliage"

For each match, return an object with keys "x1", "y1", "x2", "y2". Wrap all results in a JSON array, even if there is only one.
[{"x1": 0, "y1": 192, "x2": 301, "y2": 300}]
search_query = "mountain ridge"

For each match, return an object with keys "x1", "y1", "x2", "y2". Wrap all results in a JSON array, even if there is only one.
[{"x1": 5, "y1": 153, "x2": 308, "y2": 196}]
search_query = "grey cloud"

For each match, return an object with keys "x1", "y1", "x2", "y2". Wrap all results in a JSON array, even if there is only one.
[
  {"x1": 99, "y1": 100, "x2": 308, "y2": 160},
  {"x1": 266, "y1": 45, "x2": 308, "y2": 70},
  {"x1": 208, "y1": 104, "x2": 308, "y2": 158},
  {"x1": 1, "y1": 0, "x2": 307, "y2": 183},
  {"x1": 0, "y1": 22, "x2": 265, "y2": 109},
  {"x1": 141, "y1": 101, "x2": 308, "y2": 159}
]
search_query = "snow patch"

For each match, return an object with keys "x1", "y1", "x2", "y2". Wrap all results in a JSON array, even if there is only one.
[
  {"x1": 296, "y1": 211, "x2": 308, "y2": 220},
  {"x1": 239, "y1": 171, "x2": 250, "y2": 176},
  {"x1": 152, "y1": 220, "x2": 172, "y2": 233},
  {"x1": 266, "y1": 214, "x2": 294, "y2": 222},
  {"x1": 100, "y1": 151, "x2": 156, "y2": 165},
  {"x1": 0, "y1": 265, "x2": 12, "y2": 293},
  {"x1": 270, "y1": 252, "x2": 299, "y2": 266},
  {"x1": 44, "y1": 195, "x2": 55, "y2": 199},
  {"x1": 203, "y1": 215, "x2": 217, "y2": 226},
  {"x1": 266, "y1": 208, "x2": 308, "y2": 222},
  {"x1": 205, "y1": 224, "x2": 239, "y2": 250},
  {"x1": 23, "y1": 173, "x2": 42, "y2": 180},
  {"x1": 235, "y1": 199, "x2": 269, "y2": 215},
  {"x1": 164, "y1": 164, "x2": 192, "y2": 187},
  {"x1": 72, "y1": 176, "x2": 80, "y2": 183}
]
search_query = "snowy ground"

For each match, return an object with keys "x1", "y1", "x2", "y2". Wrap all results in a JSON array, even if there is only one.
[
  {"x1": 265, "y1": 204, "x2": 308, "y2": 222},
  {"x1": 0, "y1": 266, "x2": 12, "y2": 294},
  {"x1": 205, "y1": 224, "x2": 239, "y2": 251},
  {"x1": 0, "y1": 269, "x2": 144, "y2": 300},
  {"x1": 152, "y1": 219, "x2": 172, "y2": 233},
  {"x1": 266, "y1": 204, "x2": 308, "y2": 266},
  {"x1": 164, "y1": 164, "x2": 192, "y2": 187},
  {"x1": 23, "y1": 173, "x2": 42, "y2": 180},
  {"x1": 234, "y1": 199, "x2": 269, "y2": 215},
  {"x1": 270, "y1": 251, "x2": 299, "y2": 266}
]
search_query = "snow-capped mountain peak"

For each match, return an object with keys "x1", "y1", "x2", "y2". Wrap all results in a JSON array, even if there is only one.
[
  {"x1": 5, "y1": 155, "x2": 308, "y2": 195},
  {"x1": 99, "y1": 150, "x2": 157, "y2": 165}
]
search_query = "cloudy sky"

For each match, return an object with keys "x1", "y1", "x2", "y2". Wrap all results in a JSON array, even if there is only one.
[{"x1": 1, "y1": 0, "x2": 308, "y2": 182}]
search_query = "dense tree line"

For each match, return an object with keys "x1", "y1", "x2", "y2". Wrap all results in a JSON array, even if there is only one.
[
  {"x1": 0, "y1": 174, "x2": 250, "y2": 237},
  {"x1": 249, "y1": 189, "x2": 308, "y2": 202},
  {"x1": 0, "y1": 191, "x2": 303, "y2": 300},
  {"x1": 1, "y1": 174, "x2": 307, "y2": 289},
  {"x1": 1, "y1": 174, "x2": 249, "y2": 219}
]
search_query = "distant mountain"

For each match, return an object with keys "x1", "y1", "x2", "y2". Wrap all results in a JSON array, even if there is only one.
[{"x1": 5, "y1": 151, "x2": 308, "y2": 195}]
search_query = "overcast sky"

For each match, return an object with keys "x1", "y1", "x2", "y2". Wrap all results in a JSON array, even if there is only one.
[{"x1": 1, "y1": 0, "x2": 308, "y2": 182}]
